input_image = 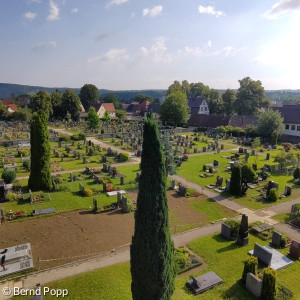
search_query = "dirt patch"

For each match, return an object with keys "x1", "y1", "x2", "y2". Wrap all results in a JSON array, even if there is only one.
[{"x1": 0, "y1": 191, "x2": 212, "y2": 271}]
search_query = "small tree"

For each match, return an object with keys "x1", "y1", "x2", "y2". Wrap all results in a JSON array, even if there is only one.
[
  {"x1": 230, "y1": 165, "x2": 242, "y2": 196},
  {"x1": 262, "y1": 267, "x2": 277, "y2": 300},
  {"x1": 2, "y1": 170, "x2": 16, "y2": 183},
  {"x1": 87, "y1": 107, "x2": 100, "y2": 129},
  {"x1": 293, "y1": 167, "x2": 300, "y2": 180},
  {"x1": 242, "y1": 256, "x2": 258, "y2": 284},
  {"x1": 241, "y1": 164, "x2": 257, "y2": 183},
  {"x1": 252, "y1": 137, "x2": 261, "y2": 164},
  {"x1": 268, "y1": 188, "x2": 279, "y2": 202}
]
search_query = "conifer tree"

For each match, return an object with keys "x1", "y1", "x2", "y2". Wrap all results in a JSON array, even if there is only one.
[
  {"x1": 230, "y1": 165, "x2": 242, "y2": 195},
  {"x1": 131, "y1": 118, "x2": 176, "y2": 300},
  {"x1": 28, "y1": 110, "x2": 52, "y2": 191}
]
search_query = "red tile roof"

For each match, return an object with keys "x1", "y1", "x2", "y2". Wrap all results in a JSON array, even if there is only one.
[
  {"x1": 5, "y1": 104, "x2": 18, "y2": 113},
  {"x1": 102, "y1": 103, "x2": 115, "y2": 112},
  {"x1": 2, "y1": 99, "x2": 14, "y2": 105}
]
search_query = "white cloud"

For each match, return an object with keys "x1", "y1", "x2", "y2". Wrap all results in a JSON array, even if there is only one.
[
  {"x1": 28, "y1": 0, "x2": 41, "y2": 3},
  {"x1": 264, "y1": 0, "x2": 300, "y2": 19},
  {"x1": 32, "y1": 41, "x2": 56, "y2": 51},
  {"x1": 24, "y1": 12, "x2": 36, "y2": 20},
  {"x1": 198, "y1": 5, "x2": 225, "y2": 17},
  {"x1": 143, "y1": 5, "x2": 163, "y2": 17},
  {"x1": 106, "y1": 0, "x2": 129, "y2": 9},
  {"x1": 140, "y1": 37, "x2": 172, "y2": 63},
  {"x1": 88, "y1": 49, "x2": 130, "y2": 64},
  {"x1": 213, "y1": 46, "x2": 247, "y2": 56},
  {"x1": 47, "y1": 0, "x2": 59, "y2": 21},
  {"x1": 71, "y1": 8, "x2": 78, "y2": 14}
]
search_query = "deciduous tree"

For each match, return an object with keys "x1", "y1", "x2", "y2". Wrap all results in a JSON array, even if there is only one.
[{"x1": 79, "y1": 84, "x2": 100, "y2": 111}]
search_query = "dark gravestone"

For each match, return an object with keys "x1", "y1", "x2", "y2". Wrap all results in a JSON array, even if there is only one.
[
  {"x1": 215, "y1": 176, "x2": 223, "y2": 187},
  {"x1": 289, "y1": 240, "x2": 300, "y2": 260},
  {"x1": 225, "y1": 179, "x2": 230, "y2": 191},
  {"x1": 251, "y1": 149, "x2": 256, "y2": 156},
  {"x1": 272, "y1": 231, "x2": 282, "y2": 247},
  {"x1": 203, "y1": 147, "x2": 206, "y2": 152},
  {"x1": 213, "y1": 160, "x2": 219, "y2": 167},
  {"x1": 170, "y1": 179, "x2": 176, "y2": 190},
  {"x1": 103, "y1": 183, "x2": 107, "y2": 193},
  {"x1": 237, "y1": 214, "x2": 249, "y2": 246},
  {"x1": 178, "y1": 185, "x2": 187, "y2": 196},
  {"x1": 253, "y1": 243, "x2": 273, "y2": 265},
  {"x1": 266, "y1": 181, "x2": 279, "y2": 197},
  {"x1": 284, "y1": 185, "x2": 292, "y2": 196},
  {"x1": 239, "y1": 147, "x2": 244, "y2": 153},
  {"x1": 252, "y1": 164, "x2": 257, "y2": 171},
  {"x1": 102, "y1": 163, "x2": 108, "y2": 172},
  {"x1": 120, "y1": 176, "x2": 124, "y2": 185},
  {"x1": 221, "y1": 223, "x2": 231, "y2": 240},
  {"x1": 266, "y1": 153, "x2": 270, "y2": 160},
  {"x1": 186, "y1": 272, "x2": 223, "y2": 295},
  {"x1": 92, "y1": 199, "x2": 98, "y2": 213}
]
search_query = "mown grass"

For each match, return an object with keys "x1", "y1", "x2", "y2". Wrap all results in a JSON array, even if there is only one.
[{"x1": 31, "y1": 233, "x2": 300, "y2": 300}]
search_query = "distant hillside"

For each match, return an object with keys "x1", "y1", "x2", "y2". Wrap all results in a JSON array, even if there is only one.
[{"x1": 0, "y1": 83, "x2": 166, "y2": 101}]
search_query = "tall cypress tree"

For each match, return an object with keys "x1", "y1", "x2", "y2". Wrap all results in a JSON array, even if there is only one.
[
  {"x1": 230, "y1": 165, "x2": 242, "y2": 196},
  {"x1": 28, "y1": 110, "x2": 52, "y2": 191},
  {"x1": 131, "y1": 118, "x2": 176, "y2": 300}
]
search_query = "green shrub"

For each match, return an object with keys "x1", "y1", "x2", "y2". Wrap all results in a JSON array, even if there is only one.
[
  {"x1": 59, "y1": 134, "x2": 71, "y2": 142},
  {"x1": 87, "y1": 147, "x2": 95, "y2": 156},
  {"x1": 124, "y1": 198, "x2": 134, "y2": 213},
  {"x1": 280, "y1": 235, "x2": 287, "y2": 248},
  {"x1": 3, "y1": 141, "x2": 9, "y2": 147},
  {"x1": 242, "y1": 256, "x2": 258, "y2": 284},
  {"x1": 241, "y1": 164, "x2": 257, "y2": 183},
  {"x1": 2, "y1": 170, "x2": 16, "y2": 183},
  {"x1": 23, "y1": 159, "x2": 31, "y2": 171},
  {"x1": 6, "y1": 192, "x2": 20, "y2": 202},
  {"x1": 174, "y1": 248, "x2": 189, "y2": 272},
  {"x1": 268, "y1": 188, "x2": 279, "y2": 202},
  {"x1": 84, "y1": 188, "x2": 93, "y2": 197},
  {"x1": 293, "y1": 167, "x2": 300, "y2": 180},
  {"x1": 262, "y1": 267, "x2": 277, "y2": 300},
  {"x1": 209, "y1": 166, "x2": 213, "y2": 173},
  {"x1": 19, "y1": 149, "x2": 28, "y2": 156},
  {"x1": 203, "y1": 165, "x2": 207, "y2": 171},
  {"x1": 119, "y1": 152, "x2": 129, "y2": 162},
  {"x1": 224, "y1": 219, "x2": 241, "y2": 239},
  {"x1": 71, "y1": 132, "x2": 86, "y2": 141},
  {"x1": 57, "y1": 184, "x2": 70, "y2": 192},
  {"x1": 12, "y1": 181, "x2": 21, "y2": 191}
]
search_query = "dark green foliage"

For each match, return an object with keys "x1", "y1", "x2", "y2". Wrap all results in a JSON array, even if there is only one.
[
  {"x1": 230, "y1": 165, "x2": 242, "y2": 195},
  {"x1": 28, "y1": 110, "x2": 52, "y2": 191},
  {"x1": 29, "y1": 90, "x2": 52, "y2": 117},
  {"x1": 203, "y1": 165, "x2": 207, "y2": 171},
  {"x1": 61, "y1": 89, "x2": 81, "y2": 121},
  {"x1": 262, "y1": 267, "x2": 277, "y2": 300},
  {"x1": 241, "y1": 164, "x2": 257, "y2": 183},
  {"x1": 161, "y1": 132, "x2": 176, "y2": 175},
  {"x1": 275, "y1": 284, "x2": 293, "y2": 300},
  {"x1": 280, "y1": 235, "x2": 287, "y2": 248},
  {"x1": 242, "y1": 256, "x2": 257, "y2": 284},
  {"x1": 209, "y1": 166, "x2": 213, "y2": 173},
  {"x1": 174, "y1": 248, "x2": 189, "y2": 272},
  {"x1": 293, "y1": 167, "x2": 300, "y2": 180},
  {"x1": 87, "y1": 107, "x2": 100, "y2": 129},
  {"x1": 271, "y1": 131, "x2": 278, "y2": 146},
  {"x1": 131, "y1": 118, "x2": 176, "y2": 300},
  {"x1": 224, "y1": 219, "x2": 241, "y2": 239},
  {"x1": 2, "y1": 170, "x2": 16, "y2": 183},
  {"x1": 79, "y1": 84, "x2": 99, "y2": 111},
  {"x1": 268, "y1": 188, "x2": 279, "y2": 202},
  {"x1": 119, "y1": 152, "x2": 129, "y2": 162},
  {"x1": 22, "y1": 159, "x2": 30, "y2": 171},
  {"x1": 71, "y1": 132, "x2": 86, "y2": 141}
]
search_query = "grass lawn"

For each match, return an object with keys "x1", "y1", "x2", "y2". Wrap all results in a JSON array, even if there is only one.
[
  {"x1": 273, "y1": 213, "x2": 298, "y2": 223},
  {"x1": 0, "y1": 164, "x2": 140, "y2": 215},
  {"x1": 36, "y1": 233, "x2": 300, "y2": 300},
  {"x1": 176, "y1": 150, "x2": 300, "y2": 210}
]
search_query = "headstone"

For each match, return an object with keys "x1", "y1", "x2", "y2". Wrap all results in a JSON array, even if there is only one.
[
  {"x1": 29, "y1": 189, "x2": 33, "y2": 204},
  {"x1": 103, "y1": 163, "x2": 108, "y2": 172},
  {"x1": 120, "y1": 176, "x2": 124, "y2": 185},
  {"x1": 225, "y1": 179, "x2": 230, "y2": 191},
  {"x1": 266, "y1": 181, "x2": 279, "y2": 197},
  {"x1": 70, "y1": 172, "x2": 74, "y2": 182},
  {"x1": 237, "y1": 214, "x2": 249, "y2": 246},
  {"x1": 221, "y1": 144, "x2": 224, "y2": 150},
  {"x1": 246, "y1": 273, "x2": 262, "y2": 298},
  {"x1": 289, "y1": 240, "x2": 300, "y2": 260},
  {"x1": 92, "y1": 199, "x2": 98, "y2": 212},
  {"x1": 103, "y1": 182, "x2": 107, "y2": 192},
  {"x1": 266, "y1": 153, "x2": 270, "y2": 160},
  {"x1": 83, "y1": 156, "x2": 86, "y2": 164},
  {"x1": 253, "y1": 243, "x2": 273, "y2": 265},
  {"x1": 202, "y1": 147, "x2": 207, "y2": 152},
  {"x1": 213, "y1": 160, "x2": 219, "y2": 167},
  {"x1": 216, "y1": 176, "x2": 223, "y2": 187},
  {"x1": 194, "y1": 147, "x2": 197, "y2": 153},
  {"x1": 251, "y1": 149, "x2": 256, "y2": 156},
  {"x1": 178, "y1": 185, "x2": 187, "y2": 196},
  {"x1": 272, "y1": 231, "x2": 282, "y2": 247},
  {"x1": 252, "y1": 164, "x2": 257, "y2": 171},
  {"x1": 221, "y1": 223, "x2": 231, "y2": 240},
  {"x1": 239, "y1": 147, "x2": 243, "y2": 153},
  {"x1": 135, "y1": 172, "x2": 140, "y2": 182},
  {"x1": 284, "y1": 185, "x2": 292, "y2": 196},
  {"x1": 79, "y1": 183, "x2": 84, "y2": 193},
  {"x1": 170, "y1": 179, "x2": 176, "y2": 190}
]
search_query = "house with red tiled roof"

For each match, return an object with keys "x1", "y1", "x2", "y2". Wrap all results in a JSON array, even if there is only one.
[
  {"x1": 90, "y1": 102, "x2": 116, "y2": 118},
  {"x1": 5, "y1": 104, "x2": 18, "y2": 114},
  {"x1": 1, "y1": 99, "x2": 15, "y2": 105}
]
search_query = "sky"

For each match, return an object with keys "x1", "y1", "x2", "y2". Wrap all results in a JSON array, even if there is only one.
[{"x1": 1, "y1": 0, "x2": 300, "y2": 90}]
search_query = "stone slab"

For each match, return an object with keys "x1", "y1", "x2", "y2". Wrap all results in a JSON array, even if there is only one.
[
  {"x1": 33, "y1": 207, "x2": 55, "y2": 216},
  {"x1": 186, "y1": 271, "x2": 223, "y2": 295},
  {"x1": 107, "y1": 190, "x2": 127, "y2": 197},
  {"x1": 0, "y1": 243, "x2": 33, "y2": 277},
  {"x1": 250, "y1": 245, "x2": 294, "y2": 270}
]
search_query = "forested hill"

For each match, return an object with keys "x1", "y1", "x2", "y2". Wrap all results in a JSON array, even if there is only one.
[{"x1": 0, "y1": 83, "x2": 166, "y2": 100}]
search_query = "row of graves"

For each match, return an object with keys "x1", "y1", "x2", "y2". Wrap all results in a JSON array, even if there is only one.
[
  {"x1": 218, "y1": 214, "x2": 299, "y2": 298},
  {"x1": 0, "y1": 121, "x2": 30, "y2": 143},
  {"x1": 82, "y1": 165, "x2": 136, "y2": 213},
  {"x1": 106, "y1": 134, "x2": 143, "y2": 156}
]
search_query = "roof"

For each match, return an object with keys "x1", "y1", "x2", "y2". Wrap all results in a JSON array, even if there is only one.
[
  {"x1": 102, "y1": 103, "x2": 115, "y2": 112},
  {"x1": 188, "y1": 114, "x2": 231, "y2": 128},
  {"x1": 2, "y1": 99, "x2": 14, "y2": 105},
  {"x1": 5, "y1": 104, "x2": 18, "y2": 113},
  {"x1": 188, "y1": 114, "x2": 258, "y2": 129},
  {"x1": 90, "y1": 103, "x2": 102, "y2": 112},
  {"x1": 272, "y1": 105, "x2": 300, "y2": 124},
  {"x1": 188, "y1": 97, "x2": 206, "y2": 108},
  {"x1": 148, "y1": 103, "x2": 160, "y2": 113}
]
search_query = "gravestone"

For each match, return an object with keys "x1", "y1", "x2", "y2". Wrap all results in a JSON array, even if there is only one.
[
  {"x1": 225, "y1": 179, "x2": 230, "y2": 191},
  {"x1": 170, "y1": 179, "x2": 176, "y2": 190},
  {"x1": 239, "y1": 147, "x2": 244, "y2": 153},
  {"x1": 251, "y1": 149, "x2": 255, "y2": 156},
  {"x1": 253, "y1": 243, "x2": 273, "y2": 265},
  {"x1": 178, "y1": 185, "x2": 187, "y2": 196},
  {"x1": 213, "y1": 160, "x2": 219, "y2": 167},
  {"x1": 120, "y1": 176, "x2": 124, "y2": 185},
  {"x1": 194, "y1": 147, "x2": 197, "y2": 153},
  {"x1": 29, "y1": 189, "x2": 33, "y2": 204},
  {"x1": 203, "y1": 147, "x2": 207, "y2": 152},
  {"x1": 135, "y1": 172, "x2": 140, "y2": 182},
  {"x1": 83, "y1": 156, "x2": 86, "y2": 164},
  {"x1": 70, "y1": 172, "x2": 74, "y2": 182},
  {"x1": 215, "y1": 176, "x2": 223, "y2": 187},
  {"x1": 252, "y1": 164, "x2": 257, "y2": 171},
  {"x1": 221, "y1": 223, "x2": 231, "y2": 240},
  {"x1": 266, "y1": 153, "x2": 270, "y2": 160},
  {"x1": 245, "y1": 153, "x2": 249, "y2": 163},
  {"x1": 266, "y1": 181, "x2": 279, "y2": 197},
  {"x1": 221, "y1": 144, "x2": 224, "y2": 150},
  {"x1": 101, "y1": 155, "x2": 107, "y2": 163},
  {"x1": 92, "y1": 199, "x2": 98, "y2": 213},
  {"x1": 103, "y1": 163, "x2": 108, "y2": 172},
  {"x1": 237, "y1": 214, "x2": 249, "y2": 246},
  {"x1": 79, "y1": 183, "x2": 85, "y2": 193},
  {"x1": 102, "y1": 182, "x2": 107, "y2": 192},
  {"x1": 289, "y1": 240, "x2": 300, "y2": 260},
  {"x1": 272, "y1": 231, "x2": 282, "y2": 247},
  {"x1": 246, "y1": 273, "x2": 262, "y2": 298},
  {"x1": 284, "y1": 185, "x2": 292, "y2": 196}
]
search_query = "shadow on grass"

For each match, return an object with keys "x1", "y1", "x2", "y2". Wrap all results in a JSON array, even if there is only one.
[
  {"x1": 222, "y1": 280, "x2": 252, "y2": 300},
  {"x1": 212, "y1": 234, "x2": 230, "y2": 244},
  {"x1": 217, "y1": 242, "x2": 240, "y2": 253}
]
